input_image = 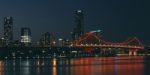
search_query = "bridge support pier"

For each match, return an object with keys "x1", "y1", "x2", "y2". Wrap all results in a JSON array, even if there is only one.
[{"x1": 129, "y1": 49, "x2": 138, "y2": 56}]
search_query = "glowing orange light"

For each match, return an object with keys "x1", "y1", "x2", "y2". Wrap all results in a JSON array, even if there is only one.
[{"x1": 53, "y1": 58, "x2": 57, "y2": 67}]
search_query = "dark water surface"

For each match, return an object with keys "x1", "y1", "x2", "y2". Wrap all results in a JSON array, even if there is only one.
[{"x1": 0, "y1": 56, "x2": 150, "y2": 75}]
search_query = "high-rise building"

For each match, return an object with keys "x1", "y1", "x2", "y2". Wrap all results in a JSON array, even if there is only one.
[
  {"x1": 72, "y1": 10, "x2": 84, "y2": 40},
  {"x1": 39, "y1": 32, "x2": 56, "y2": 47},
  {"x1": 4, "y1": 16, "x2": 13, "y2": 46},
  {"x1": 50, "y1": 33, "x2": 56, "y2": 46},
  {"x1": 20, "y1": 27, "x2": 31, "y2": 47},
  {"x1": 58, "y1": 38, "x2": 70, "y2": 47},
  {"x1": 0, "y1": 37, "x2": 5, "y2": 47},
  {"x1": 40, "y1": 32, "x2": 51, "y2": 47}
]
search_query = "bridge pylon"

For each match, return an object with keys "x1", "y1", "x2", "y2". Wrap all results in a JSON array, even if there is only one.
[{"x1": 129, "y1": 49, "x2": 138, "y2": 56}]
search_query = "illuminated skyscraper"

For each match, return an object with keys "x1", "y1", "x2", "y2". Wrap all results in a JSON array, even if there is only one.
[
  {"x1": 4, "y1": 16, "x2": 13, "y2": 46},
  {"x1": 72, "y1": 10, "x2": 84, "y2": 40},
  {"x1": 20, "y1": 27, "x2": 31, "y2": 46}
]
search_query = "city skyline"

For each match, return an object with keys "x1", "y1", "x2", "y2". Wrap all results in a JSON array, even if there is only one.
[
  {"x1": 0, "y1": 0, "x2": 149, "y2": 45},
  {"x1": 0, "y1": 1, "x2": 149, "y2": 75}
]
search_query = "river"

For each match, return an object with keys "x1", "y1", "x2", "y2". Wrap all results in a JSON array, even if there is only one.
[{"x1": 0, "y1": 56, "x2": 149, "y2": 75}]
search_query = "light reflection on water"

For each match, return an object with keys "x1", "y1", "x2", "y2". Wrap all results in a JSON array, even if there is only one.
[{"x1": 0, "y1": 56, "x2": 150, "y2": 75}]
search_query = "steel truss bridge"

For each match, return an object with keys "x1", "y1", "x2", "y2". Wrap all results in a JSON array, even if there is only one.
[{"x1": 73, "y1": 32, "x2": 144, "y2": 56}]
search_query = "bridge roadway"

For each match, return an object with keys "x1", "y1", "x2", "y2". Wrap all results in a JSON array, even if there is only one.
[
  {"x1": 74, "y1": 44, "x2": 144, "y2": 56},
  {"x1": 74, "y1": 44, "x2": 144, "y2": 49}
]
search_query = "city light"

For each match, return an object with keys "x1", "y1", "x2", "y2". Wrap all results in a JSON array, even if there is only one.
[
  {"x1": 21, "y1": 36, "x2": 31, "y2": 43},
  {"x1": 59, "y1": 38, "x2": 63, "y2": 41},
  {"x1": 0, "y1": 10, "x2": 146, "y2": 60},
  {"x1": 0, "y1": 1, "x2": 148, "y2": 75}
]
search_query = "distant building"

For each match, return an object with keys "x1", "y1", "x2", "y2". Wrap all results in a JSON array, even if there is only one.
[
  {"x1": 39, "y1": 32, "x2": 56, "y2": 47},
  {"x1": 50, "y1": 33, "x2": 56, "y2": 46},
  {"x1": 72, "y1": 10, "x2": 84, "y2": 40},
  {"x1": 58, "y1": 38, "x2": 70, "y2": 47},
  {"x1": 0, "y1": 37, "x2": 5, "y2": 47},
  {"x1": 40, "y1": 32, "x2": 51, "y2": 47},
  {"x1": 90, "y1": 30, "x2": 102, "y2": 36},
  {"x1": 20, "y1": 27, "x2": 31, "y2": 47},
  {"x1": 12, "y1": 40, "x2": 20, "y2": 47},
  {"x1": 4, "y1": 16, "x2": 13, "y2": 46}
]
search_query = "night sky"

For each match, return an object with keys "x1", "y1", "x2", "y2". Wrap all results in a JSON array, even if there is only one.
[{"x1": 0, "y1": 0, "x2": 149, "y2": 45}]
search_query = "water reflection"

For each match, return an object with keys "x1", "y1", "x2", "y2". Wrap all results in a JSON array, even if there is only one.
[
  {"x1": 0, "y1": 56, "x2": 150, "y2": 75},
  {"x1": 52, "y1": 67, "x2": 57, "y2": 75},
  {"x1": 21, "y1": 61, "x2": 30, "y2": 75},
  {"x1": 53, "y1": 58, "x2": 57, "y2": 67},
  {"x1": 0, "y1": 61, "x2": 4, "y2": 75}
]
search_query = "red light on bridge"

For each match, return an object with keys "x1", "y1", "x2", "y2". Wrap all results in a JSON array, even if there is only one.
[{"x1": 85, "y1": 48, "x2": 93, "y2": 53}]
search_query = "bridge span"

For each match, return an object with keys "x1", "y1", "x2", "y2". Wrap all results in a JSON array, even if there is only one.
[{"x1": 73, "y1": 32, "x2": 144, "y2": 56}]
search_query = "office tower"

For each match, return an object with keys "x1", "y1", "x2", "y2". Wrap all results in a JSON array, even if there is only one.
[
  {"x1": 50, "y1": 33, "x2": 56, "y2": 46},
  {"x1": 0, "y1": 37, "x2": 5, "y2": 47},
  {"x1": 58, "y1": 38, "x2": 70, "y2": 47},
  {"x1": 40, "y1": 32, "x2": 51, "y2": 47},
  {"x1": 72, "y1": 10, "x2": 84, "y2": 40},
  {"x1": 39, "y1": 32, "x2": 56, "y2": 47},
  {"x1": 4, "y1": 16, "x2": 13, "y2": 46},
  {"x1": 20, "y1": 27, "x2": 31, "y2": 47}
]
